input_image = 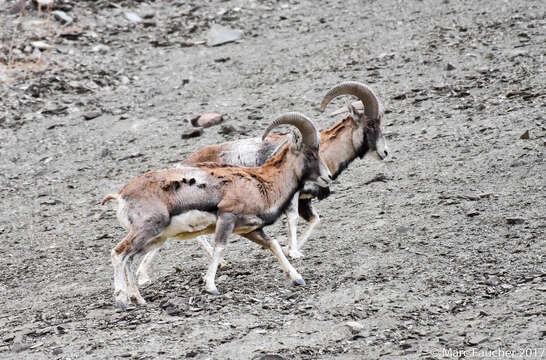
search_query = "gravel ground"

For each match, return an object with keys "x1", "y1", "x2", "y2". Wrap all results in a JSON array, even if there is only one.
[{"x1": 0, "y1": 0, "x2": 544, "y2": 359}]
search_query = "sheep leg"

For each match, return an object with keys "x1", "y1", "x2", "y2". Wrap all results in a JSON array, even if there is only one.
[
  {"x1": 111, "y1": 248, "x2": 129, "y2": 308},
  {"x1": 204, "y1": 213, "x2": 236, "y2": 295},
  {"x1": 112, "y1": 231, "x2": 138, "y2": 309},
  {"x1": 114, "y1": 246, "x2": 147, "y2": 308},
  {"x1": 136, "y1": 248, "x2": 158, "y2": 286},
  {"x1": 124, "y1": 252, "x2": 146, "y2": 306},
  {"x1": 196, "y1": 235, "x2": 229, "y2": 267},
  {"x1": 112, "y1": 223, "x2": 166, "y2": 309},
  {"x1": 242, "y1": 229, "x2": 305, "y2": 286},
  {"x1": 297, "y1": 199, "x2": 320, "y2": 252},
  {"x1": 285, "y1": 192, "x2": 304, "y2": 259}
]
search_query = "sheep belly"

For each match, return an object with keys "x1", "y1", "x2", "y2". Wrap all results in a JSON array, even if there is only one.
[{"x1": 163, "y1": 210, "x2": 217, "y2": 239}]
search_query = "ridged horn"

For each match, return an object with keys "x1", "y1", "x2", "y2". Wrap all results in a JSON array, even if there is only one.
[
  {"x1": 320, "y1": 81, "x2": 382, "y2": 120},
  {"x1": 262, "y1": 112, "x2": 320, "y2": 148}
]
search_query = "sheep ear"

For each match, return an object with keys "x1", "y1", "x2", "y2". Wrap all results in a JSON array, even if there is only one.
[{"x1": 345, "y1": 98, "x2": 357, "y2": 118}]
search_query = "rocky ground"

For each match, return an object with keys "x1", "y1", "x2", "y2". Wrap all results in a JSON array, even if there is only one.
[{"x1": 0, "y1": 0, "x2": 545, "y2": 359}]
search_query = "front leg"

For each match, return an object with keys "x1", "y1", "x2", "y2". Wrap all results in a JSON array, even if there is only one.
[
  {"x1": 285, "y1": 192, "x2": 304, "y2": 259},
  {"x1": 204, "y1": 212, "x2": 236, "y2": 295},
  {"x1": 242, "y1": 229, "x2": 305, "y2": 286},
  {"x1": 297, "y1": 198, "x2": 320, "y2": 252}
]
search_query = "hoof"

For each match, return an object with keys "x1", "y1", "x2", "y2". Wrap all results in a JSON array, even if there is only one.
[
  {"x1": 293, "y1": 278, "x2": 306, "y2": 286},
  {"x1": 115, "y1": 291, "x2": 130, "y2": 310},
  {"x1": 207, "y1": 288, "x2": 220, "y2": 295},
  {"x1": 130, "y1": 294, "x2": 147, "y2": 306},
  {"x1": 137, "y1": 276, "x2": 150, "y2": 287},
  {"x1": 288, "y1": 249, "x2": 304, "y2": 259}
]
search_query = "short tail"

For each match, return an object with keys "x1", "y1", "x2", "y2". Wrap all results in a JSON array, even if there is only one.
[{"x1": 101, "y1": 193, "x2": 119, "y2": 205}]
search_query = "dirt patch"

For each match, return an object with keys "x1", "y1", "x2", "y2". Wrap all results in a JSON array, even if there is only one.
[{"x1": 1, "y1": 0, "x2": 544, "y2": 359}]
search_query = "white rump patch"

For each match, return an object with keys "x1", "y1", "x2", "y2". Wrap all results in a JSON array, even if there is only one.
[
  {"x1": 162, "y1": 210, "x2": 217, "y2": 238},
  {"x1": 116, "y1": 198, "x2": 131, "y2": 230}
]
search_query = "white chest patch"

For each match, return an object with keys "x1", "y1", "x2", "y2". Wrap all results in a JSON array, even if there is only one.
[{"x1": 162, "y1": 210, "x2": 217, "y2": 238}]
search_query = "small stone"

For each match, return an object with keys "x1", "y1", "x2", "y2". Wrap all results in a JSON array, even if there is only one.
[
  {"x1": 52, "y1": 348, "x2": 63, "y2": 355},
  {"x1": 344, "y1": 321, "x2": 364, "y2": 333},
  {"x1": 191, "y1": 113, "x2": 223, "y2": 128},
  {"x1": 475, "y1": 103, "x2": 486, "y2": 111},
  {"x1": 214, "y1": 57, "x2": 231, "y2": 63},
  {"x1": 519, "y1": 130, "x2": 529, "y2": 139},
  {"x1": 100, "y1": 148, "x2": 111, "y2": 158},
  {"x1": 259, "y1": 355, "x2": 285, "y2": 360},
  {"x1": 182, "y1": 128, "x2": 203, "y2": 139},
  {"x1": 51, "y1": 10, "x2": 73, "y2": 24},
  {"x1": 486, "y1": 275, "x2": 500, "y2": 286},
  {"x1": 185, "y1": 350, "x2": 199, "y2": 358},
  {"x1": 83, "y1": 111, "x2": 102, "y2": 121},
  {"x1": 40, "y1": 199, "x2": 59, "y2": 206},
  {"x1": 11, "y1": 341, "x2": 30, "y2": 353},
  {"x1": 467, "y1": 335, "x2": 489, "y2": 346},
  {"x1": 446, "y1": 63, "x2": 456, "y2": 71},
  {"x1": 36, "y1": 0, "x2": 54, "y2": 7},
  {"x1": 218, "y1": 124, "x2": 236, "y2": 135},
  {"x1": 31, "y1": 41, "x2": 52, "y2": 50},
  {"x1": 91, "y1": 44, "x2": 110, "y2": 54},
  {"x1": 141, "y1": 10, "x2": 155, "y2": 19},
  {"x1": 207, "y1": 24, "x2": 243, "y2": 46},
  {"x1": 506, "y1": 217, "x2": 525, "y2": 225},
  {"x1": 124, "y1": 12, "x2": 142, "y2": 23},
  {"x1": 466, "y1": 211, "x2": 480, "y2": 217}
]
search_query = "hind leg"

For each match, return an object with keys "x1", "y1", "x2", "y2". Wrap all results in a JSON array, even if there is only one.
[
  {"x1": 111, "y1": 246, "x2": 129, "y2": 308},
  {"x1": 117, "y1": 250, "x2": 146, "y2": 306},
  {"x1": 136, "y1": 248, "x2": 158, "y2": 286},
  {"x1": 124, "y1": 252, "x2": 148, "y2": 305},
  {"x1": 112, "y1": 225, "x2": 166, "y2": 309},
  {"x1": 196, "y1": 235, "x2": 229, "y2": 267}
]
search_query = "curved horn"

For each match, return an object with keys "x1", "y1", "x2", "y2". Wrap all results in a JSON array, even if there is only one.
[
  {"x1": 320, "y1": 81, "x2": 382, "y2": 120},
  {"x1": 262, "y1": 112, "x2": 320, "y2": 148}
]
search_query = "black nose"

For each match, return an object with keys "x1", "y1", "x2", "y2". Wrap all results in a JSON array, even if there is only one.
[{"x1": 384, "y1": 150, "x2": 388, "y2": 157}]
